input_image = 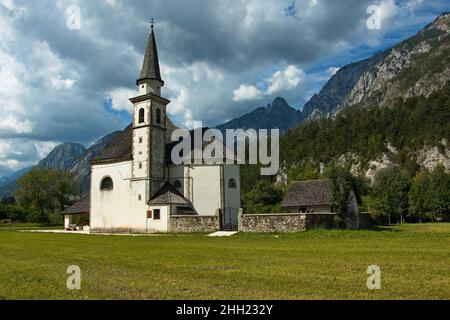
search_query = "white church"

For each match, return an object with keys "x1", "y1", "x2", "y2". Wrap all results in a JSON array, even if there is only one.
[{"x1": 63, "y1": 25, "x2": 241, "y2": 233}]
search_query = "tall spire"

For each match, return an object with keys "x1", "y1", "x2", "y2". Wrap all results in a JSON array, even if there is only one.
[{"x1": 137, "y1": 20, "x2": 163, "y2": 85}]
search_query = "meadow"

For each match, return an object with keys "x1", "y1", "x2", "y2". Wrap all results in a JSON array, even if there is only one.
[{"x1": 0, "y1": 223, "x2": 449, "y2": 300}]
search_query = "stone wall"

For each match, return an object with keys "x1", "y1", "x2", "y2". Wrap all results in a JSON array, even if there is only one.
[
  {"x1": 358, "y1": 213, "x2": 373, "y2": 229},
  {"x1": 170, "y1": 215, "x2": 220, "y2": 233},
  {"x1": 239, "y1": 212, "x2": 336, "y2": 233}
]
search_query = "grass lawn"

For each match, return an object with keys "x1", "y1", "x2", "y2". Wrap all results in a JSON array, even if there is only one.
[{"x1": 0, "y1": 223, "x2": 449, "y2": 300}]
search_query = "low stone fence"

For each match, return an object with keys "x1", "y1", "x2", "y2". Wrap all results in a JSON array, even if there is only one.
[
  {"x1": 238, "y1": 212, "x2": 336, "y2": 233},
  {"x1": 358, "y1": 212, "x2": 373, "y2": 229},
  {"x1": 170, "y1": 215, "x2": 220, "y2": 233}
]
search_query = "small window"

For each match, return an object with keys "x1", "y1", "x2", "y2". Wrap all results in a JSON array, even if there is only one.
[
  {"x1": 139, "y1": 162, "x2": 143, "y2": 169},
  {"x1": 139, "y1": 137, "x2": 143, "y2": 143},
  {"x1": 228, "y1": 178, "x2": 237, "y2": 189},
  {"x1": 100, "y1": 177, "x2": 113, "y2": 190},
  {"x1": 138, "y1": 195, "x2": 142, "y2": 201},
  {"x1": 153, "y1": 209, "x2": 161, "y2": 220},
  {"x1": 156, "y1": 108, "x2": 161, "y2": 125},
  {"x1": 173, "y1": 180, "x2": 182, "y2": 189},
  {"x1": 139, "y1": 108, "x2": 145, "y2": 123}
]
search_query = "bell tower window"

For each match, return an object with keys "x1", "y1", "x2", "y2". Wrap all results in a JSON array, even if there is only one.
[
  {"x1": 139, "y1": 108, "x2": 145, "y2": 124},
  {"x1": 156, "y1": 108, "x2": 161, "y2": 125}
]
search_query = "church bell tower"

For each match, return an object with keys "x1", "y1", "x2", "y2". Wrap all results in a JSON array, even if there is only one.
[{"x1": 129, "y1": 22, "x2": 170, "y2": 198}]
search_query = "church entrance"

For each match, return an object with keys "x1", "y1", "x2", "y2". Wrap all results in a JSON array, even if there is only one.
[{"x1": 221, "y1": 207, "x2": 238, "y2": 231}]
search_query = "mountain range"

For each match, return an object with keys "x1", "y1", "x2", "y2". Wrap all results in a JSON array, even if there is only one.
[{"x1": 1, "y1": 12, "x2": 449, "y2": 196}]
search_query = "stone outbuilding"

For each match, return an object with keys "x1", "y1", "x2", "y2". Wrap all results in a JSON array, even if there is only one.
[
  {"x1": 62, "y1": 193, "x2": 90, "y2": 230},
  {"x1": 281, "y1": 179, "x2": 335, "y2": 213}
]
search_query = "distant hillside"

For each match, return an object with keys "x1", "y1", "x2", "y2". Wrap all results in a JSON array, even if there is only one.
[
  {"x1": 70, "y1": 131, "x2": 121, "y2": 192},
  {"x1": 303, "y1": 12, "x2": 450, "y2": 119},
  {"x1": 37, "y1": 143, "x2": 86, "y2": 170},
  {"x1": 218, "y1": 13, "x2": 450, "y2": 131},
  {"x1": 0, "y1": 131, "x2": 121, "y2": 197},
  {"x1": 0, "y1": 167, "x2": 33, "y2": 198},
  {"x1": 280, "y1": 86, "x2": 450, "y2": 181},
  {"x1": 217, "y1": 97, "x2": 301, "y2": 133}
]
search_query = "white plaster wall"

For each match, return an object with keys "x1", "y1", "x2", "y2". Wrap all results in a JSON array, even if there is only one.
[
  {"x1": 223, "y1": 165, "x2": 241, "y2": 209},
  {"x1": 90, "y1": 161, "x2": 133, "y2": 231},
  {"x1": 133, "y1": 126, "x2": 149, "y2": 178},
  {"x1": 64, "y1": 215, "x2": 71, "y2": 229},
  {"x1": 147, "y1": 205, "x2": 169, "y2": 232},
  {"x1": 190, "y1": 165, "x2": 221, "y2": 215}
]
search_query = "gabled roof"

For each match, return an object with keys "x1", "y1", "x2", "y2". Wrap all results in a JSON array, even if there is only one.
[
  {"x1": 91, "y1": 124, "x2": 133, "y2": 164},
  {"x1": 148, "y1": 182, "x2": 192, "y2": 206},
  {"x1": 62, "y1": 193, "x2": 90, "y2": 215},
  {"x1": 165, "y1": 128, "x2": 237, "y2": 165},
  {"x1": 282, "y1": 179, "x2": 333, "y2": 207},
  {"x1": 137, "y1": 29, "x2": 162, "y2": 85}
]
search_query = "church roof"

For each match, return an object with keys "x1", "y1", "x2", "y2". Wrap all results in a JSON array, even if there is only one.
[
  {"x1": 91, "y1": 124, "x2": 133, "y2": 164},
  {"x1": 62, "y1": 193, "x2": 90, "y2": 215},
  {"x1": 91, "y1": 120, "x2": 236, "y2": 165},
  {"x1": 137, "y1": 28, "x2": 162, "y2": 85},
  {"x1": 282, "y1": 179, "x2": 333, "y2": 208},
  {"x1": 165, "y1": 127, "x2": 237, "y2": 165},
  {"x1": 148, "y1": 182, "x2": 192, "y2": 205}
]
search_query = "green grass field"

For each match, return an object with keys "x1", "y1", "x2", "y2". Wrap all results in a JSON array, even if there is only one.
[{"x1": 0, "y1": 223, "x2": 449, "y2": 300}]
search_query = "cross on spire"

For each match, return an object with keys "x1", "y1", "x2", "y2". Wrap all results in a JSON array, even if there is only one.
[{"x1": 137, "y1": 18, "x2": 163, "y2": 85}]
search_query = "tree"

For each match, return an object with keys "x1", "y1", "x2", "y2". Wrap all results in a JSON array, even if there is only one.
[
  {"x1": 326, "y1": 166, "x2": 358, "y2": 228},
  {"x1": 372, "y1": 167, "x2": 411, "y2": 224},
  {"x1": 287, "y1": 163, "x2": 320, "y2": 183},
  {"x1": 243, "y1": 180, "x2": 284, "y2": 214},
  {"x1": 15, "y1": 168, "x2": 56, "y2": 215},
  {"x1": 428, "y1": 166, "x2": 450, "y2": 220},
  {"x1": 328, "y1": 165, "x2": 354, "y2": 222},
  {"x1": 15, "y1": 168, "x2": 79, "y2": 218},
  {"x1": 51, "y1": 170, "x2": 79, "y2": 211},
  {"x1": 409, "y1": 171, "x2": 431, "y2": 222}
]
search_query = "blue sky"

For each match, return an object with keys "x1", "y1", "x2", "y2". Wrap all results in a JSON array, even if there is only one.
[{"x1": 0, "y1": 0, "x2": 449, "y2": 176}]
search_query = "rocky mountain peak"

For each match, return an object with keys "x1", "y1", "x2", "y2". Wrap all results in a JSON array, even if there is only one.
[{"x1": 37, "y1": 142, "x2": 86, "y2": 170}]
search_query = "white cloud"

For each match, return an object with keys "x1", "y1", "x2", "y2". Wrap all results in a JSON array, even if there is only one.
[
  {"x1": 233, "y1": 65, "x2": 306, "y2": 102},
  {"x1": 232, "y1": 84, "x2": 263, "y2": 102},
  {"x1": 162, "y1": 62, "x2": 230, "y2": 128},
  {"x1": 35, "y1": 141, "x2": 59, "y2": 160},
  {"x1": 106, "y1": 87, "x2": 135, "y2": 113},
  {"x1": 378, "y1": 0, "x2": 400, "y2": 25},
  {"x1": 405, "y1": 0, "x2": 424, "y2": 11},
  {"x1": 266, "y1": 65, "x2": 305, "y2": 95},
  {"x1": 327, "y1": 67, "x2": 340, "y2": 77},
  {"x1": 168, "y1": 88, "x2": 189, "y2": 116},
  {"x1": 51, "y1": 76, "x2": 76, "y2": 89},
  {"x1": 0, "y1": 116, "x2": 34, "y2": 134}
]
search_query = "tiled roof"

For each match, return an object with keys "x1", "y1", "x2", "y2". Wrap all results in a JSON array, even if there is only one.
[
  {"x1": 148, "y1": 182, "x2": 192, "y2": 205},
  {"x1": 282, "y1": 179, "x2": 333, "y2": 207},
  {"x1": 90, "y1": 124, "x2": 133, "y2": 164},
  {"x1": 62, "y1": 193, "x2": 90, "y2": 215}
]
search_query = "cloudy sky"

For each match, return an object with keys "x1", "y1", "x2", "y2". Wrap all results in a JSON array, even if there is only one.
[{"x1": 0, "y1": 0, "x2": 449, "y2": 176}]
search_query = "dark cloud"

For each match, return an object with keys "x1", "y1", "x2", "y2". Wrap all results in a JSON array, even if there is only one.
[{"x1": 1, "y1": 0, "x2": 446, "y2": 173}]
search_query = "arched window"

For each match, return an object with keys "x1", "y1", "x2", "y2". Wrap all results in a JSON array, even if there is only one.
[
  {"x1": 156, "y1": 108, "x2": 161, "y2": 125},
  {"x1": 173, "y1": 180, "x2": 182, "y2": 189},
  {"x1": 100, "y1": 177, "x2": 113, "y2": 190},
  {"x1": 138, "y1": 108, "x2": 145, "y2": 124},
  {"x1": 228, "y1": 178, "x2": 237, "y2": 189}
]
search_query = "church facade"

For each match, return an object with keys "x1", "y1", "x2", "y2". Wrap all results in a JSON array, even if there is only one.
[{"x1": 86, "y1": 26, "x2": 241, "y2": 233}]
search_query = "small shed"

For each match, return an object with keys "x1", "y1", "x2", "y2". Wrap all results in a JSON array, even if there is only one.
[
  {"x1": 62, "y1": 193, "x2": 90, "y2": 230},
  {"x1": 282, "y1": 179, "x2": 333, "y2": 213}
]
